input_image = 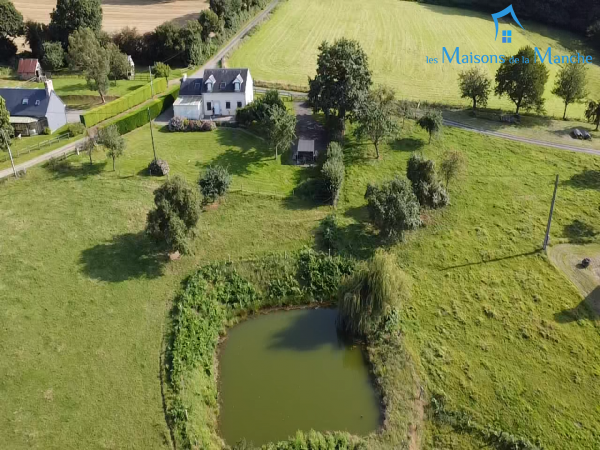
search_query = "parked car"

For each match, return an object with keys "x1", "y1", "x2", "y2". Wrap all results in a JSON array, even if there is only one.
[
  {"x1": 581, "y1": 130, "x2": 592, "y2": 140},
  {"x1": 571, "y1": 129, "x2": 584, "y2": 139}
]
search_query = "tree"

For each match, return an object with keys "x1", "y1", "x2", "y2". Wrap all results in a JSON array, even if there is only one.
[
  {"x1": 198, "y1": 9, "x2": 222, "y2": 41},
  {"x1": 147, "y1": 176, "x2": 202, "y2": 255},
  {"x1": 179, "y1": 20, "x2": 203, "y2": 65},
  {"x1": 406, "y1": 153, "x2": 449, "y2": 208},
  {"x1": 364, "y1": 177, "x2": 421, "y2": 240},
  {"x1": 198, "y1": 165, "x2": 232, "y2": 203},
  {"x1": 439, "y1": 150, "x2": 466, "y2": 189},
  {"x1": 25, "y1": 21, "x2": 51, "y2": 58},
  {"x1": 264, "y1": 105, "x2": 296, "y2": 159},
  {"x1": 0, "y1": 36, "x2": 17, "y2": 62},
  {"x1": 458, "y1": 67, "x2": 491, "y2": 110},
  {"x1": 585, "y1": 100, "x2": 600, "y2": 131},
  {"x1": 552, "y1": 62, "x2": 588, "y2": 120},
  {"x1": 154, "y1": 62, "x2": 170, "y2": 80},
  {"x1": 354, "y1": 85, "x2": 398, "y2": 159},
  {"x1": 0, "y1": 0, "x2": 24, "y2": 38},
  {"x1": 495, "y1": 46, "x2": 549, "y2": 114},
  {"x1": 41, "y1": 41, "x2": 65, "y2": 70},
  {"x1": 68, "y1": 28, "x2": 110, "y2": 103},
  {"x1": 81, "y1": 133, "x2": 97, "y2": 165},
  {"x1": 50, "y1": 0, "x2": 102, "y2": 46},
  {"x1": 97, "y1": 125, "x2": 125, "y2": 171},
  {"x1": 236, "y1": 89, "x2": 284, "y2": 125},
  {"x1": 0, "y1": 96, "x2": 12, "y2": 150},
  {"x1": 417, "y1": 109, "x2": 443, "y2": 144},
  {"x1": 112, "y1": 27, "x2": 146, "y2": 63},
  {"x1": 322, "y1": 156, "x2": 345, "y2": 207},
  {"x1": 308, "y1": 38, "x2": 372, "y2": 135},
  {"x1": 106, "y1": 43, "x2": 129, "y2": 83}
]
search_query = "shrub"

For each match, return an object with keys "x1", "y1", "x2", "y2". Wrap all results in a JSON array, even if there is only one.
[
  {"x1": 198, "y1": 165, "x2": 232, "y2": 203},
  {"x1": 296, "y1": 248, "x2": 354, "y2": 300},
  {"x1": 326, "y1": 141, "x2": 344, "y2": 161},
  {"x1": 146, "y1": 175, "x2": 202, "y2": 254},
  {"x1": 318, "y1": 214, "x2": 342, "y2": 252},
  {"x1": 201, "y1": 120, "x2": 216, "y2": 131},
  {"x1": 338, "y1": 251, "x2": 411, "y2": 336},
  {"x1": 322, "y1": 157, "x2": 345, "y2": 206},
  {"x1": 168, "y1": 116, "x2": 186, "y2": 132},
  {"x1": 41, "y1": 41, "x2": 65, "y2": 70},
  {"x1": 364, "y1": 177, "x2": 421, "y2": 240},
  {"x1": 43, "y1": 127, "x2": 51, "y2": 135},
  {"x1": 148, "y1": 158, "x2": 170, "y2": 176},
  {"x1": 235, "y1": 89, "x2": 284, "y2": 126},
  {"x1": 439, "y1": 150, "x2": 466, "y2": 189},
  {"x1": 187, "y1": 119, "x2": 202, "y2": 131},
  {"x1": 68, "y1": 122, "x2": 86, "y2": 136},
  {"x1": 154, "y1": 61, "x2": 170, "y2": 79},
  {"x1": 406, "y1": 153, "x2": 449, "y2": 208},
  {"x1": 417, "y1": 109, "x2": 443, "y2": 143}
]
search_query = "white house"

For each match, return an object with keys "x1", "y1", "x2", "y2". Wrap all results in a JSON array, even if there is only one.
[{"x1": 172, "y1": 68, "x2": 254, "y2": 120}]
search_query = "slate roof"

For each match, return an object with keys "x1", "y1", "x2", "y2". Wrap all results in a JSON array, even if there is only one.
[
  {"x1": 179, "y1": 69, "x2": 249, "y2": 96},
  {"x1": 17, "y1": 59, "x2": 40, "y2": 74},
  {"x1": 0, "y1": 88, "x2": 52, "y2": 117}
]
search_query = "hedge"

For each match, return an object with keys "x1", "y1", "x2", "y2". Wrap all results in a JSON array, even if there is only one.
[
  {"x1": 80, "y1": 78, "x2": 168, "y2": 127},
  {"x1": 103, "y1": 86, "x2": 180, "y2": 135}
]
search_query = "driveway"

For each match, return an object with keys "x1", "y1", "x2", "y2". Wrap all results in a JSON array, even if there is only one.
[{"x1": 293, "y1": 101, "x2": 327, "y2": 157}]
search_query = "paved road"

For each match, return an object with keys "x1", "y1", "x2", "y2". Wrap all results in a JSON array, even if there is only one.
[{"x1": 0, "y1": 138, "x2": 86, "y2": 180}]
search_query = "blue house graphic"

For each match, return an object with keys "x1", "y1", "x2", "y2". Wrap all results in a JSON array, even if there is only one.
[{"x1": 491, "y1": 5, "x2": 524, "y2": 42}]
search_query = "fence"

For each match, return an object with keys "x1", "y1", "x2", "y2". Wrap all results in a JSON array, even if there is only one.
[{"x1": 0, "y1": 132, "x2": 72, "y2": 163}]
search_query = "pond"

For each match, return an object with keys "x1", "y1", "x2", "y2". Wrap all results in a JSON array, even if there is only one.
[{"x1": 218, "y1": 308, "x2": 381, "y2": 446}]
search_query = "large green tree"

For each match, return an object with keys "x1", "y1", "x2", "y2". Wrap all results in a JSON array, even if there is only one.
[
  {"x1": 0, "y1": 0, "x2": 24, "y2": 38},
  {"x1": 495, "y1": 46, "x2": 549, "y2": 114},
  {"x1": 198, "y1": 9, "x2": 222, "y2": 41},
  {"x1": 50, "y1": 0, "x2": 102, "y2": 46},
  {"x1": 458, "y1": 67, "x2": 491, "y2": 110},
  {"x1": 552, "y1": 62, "x2": 588, "y2": 120},
  {"x1": 264, "y1": 105, "x2": 296, "y2": 159},
  {"x1": 106, "y1": 42, "x2": 129, "y2": 82},
  {"x1": 41, "y1": 41, "x2": 65, "y2": 70},
  {"x1": 354, "y1": 85, "x2": 398, "y2": 159},
  {"x1": 308, "y1": 38, "x2": 372, "y2": 134},
  {"x1": 0, "y1": 96, "x2": 12, "y2": 150},
  {"x1": 68, "y1": 28, "x2": 110, "y2": 102}
]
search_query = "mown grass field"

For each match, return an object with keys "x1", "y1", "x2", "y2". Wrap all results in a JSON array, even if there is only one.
[
  {"x1": 0, "y1": 123, "x2": 599, "y2": 449},
  {"x1": 229, "y1": 0, "x2": 600, "y2": 119}
]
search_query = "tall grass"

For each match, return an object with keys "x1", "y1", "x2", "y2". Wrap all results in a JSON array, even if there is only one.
[{"x1": 337, "y1": 252, "x2": 411, "y2": 336}]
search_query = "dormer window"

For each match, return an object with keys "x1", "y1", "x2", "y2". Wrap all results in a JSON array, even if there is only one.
[
  {"x1": 233, "y1": 74, "x2": 243, "y2": 92},
  {"x1": 234, "y1": 81, "x2": 240, "y2": 92},
  {"x1": 220, "y1": 82, "x2": 226, "y2": 90},
  {"x1": 205, "y1": 74, "x2": 216, "y2": 93},
  {"x1": 22, "y1": 98, "x2": 28, "y2": 105},
  {"x1": 207, "y1": 82, "x2": 213, "y2": 92},
  {"x1": 35, "y1": 100, "x2": 41, "y2": 106}
]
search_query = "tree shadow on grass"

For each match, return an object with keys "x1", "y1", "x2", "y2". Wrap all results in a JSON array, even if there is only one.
[
  {"x1": 563, "y1": 170, "x2": 600, "y2": 191},
  {"x1": 79, "y1": 232, "x2": 167, "y2": 282},
  {"x1": 390, "y1": 137, "x2": 425, "y2": 153},
  {"x1": 207, "y1": 130, "x2": 272, "y2": 177},
  {"x1": 554, "y1": 286, "x2": 600, "y2": 324},
  {"x1": 45, "y1": 159, "x2": 107, "y2": 180},
  {"x1": 563, "y1": 220, "x2": 598, "y2": 243}
]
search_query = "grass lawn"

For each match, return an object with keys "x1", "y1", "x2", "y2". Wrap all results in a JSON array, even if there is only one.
[
  {"x1": 229, "y1": 0, "x2": 600, "y2": 119},
  {"x1": 0, "y1": 132, "x2": 81, "y2": 171},
  {"x1": 1, "y1": 122, "x2": 599, "y2": 449}
]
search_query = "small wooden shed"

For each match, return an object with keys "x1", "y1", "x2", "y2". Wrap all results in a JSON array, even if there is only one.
[
  {"x1": 17, "y1": 59, "x2": 42, "y2": 81},
  {"x1": 297, "y1": 139, "x2": 316, "y2": 163}
]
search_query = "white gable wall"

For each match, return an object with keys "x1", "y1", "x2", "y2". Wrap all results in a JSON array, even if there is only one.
[{"x1": 202, "y1": 92, "x2": 249, "y2": 118}]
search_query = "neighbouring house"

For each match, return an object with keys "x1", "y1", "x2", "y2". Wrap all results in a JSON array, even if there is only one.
[
  {"x1": 17, "y1": 58, "x2": 43, "y2": 81},
  {"x1": 0, "y1": 81, "x2": 67, "y2": 136},
  {"x1": 127, "y1": 56, "x2": 135, "y2": 81},
  {"x1": 173, "y1": 68, "x2": 254, "y2": 120}
]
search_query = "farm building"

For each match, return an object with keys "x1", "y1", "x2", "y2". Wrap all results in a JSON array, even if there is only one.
[
  {"x1": 17, "y1": 59, "x2": 43, "y2": 81},
  {"x1": 173, "y1": 68, "x2": 254, "y2": 120},
  {"x1": 0, "y1": 81, "x2": 67, "y2": 136}
]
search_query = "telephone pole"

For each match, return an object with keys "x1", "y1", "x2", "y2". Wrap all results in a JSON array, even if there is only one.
[
  {"x1": 542, "y1": 174, "x2": 559, "y2": 251},
  {"x1": 147, "y1": 108, "x2": 157, "y2": 161},
  {"x1": 1, "y1": 130, "x2": 17, "y2": 178}
]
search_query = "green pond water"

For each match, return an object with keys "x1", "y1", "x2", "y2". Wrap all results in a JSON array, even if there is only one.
[{"x1": 218, "y1": 308, "x2": 381, "y2": 446}]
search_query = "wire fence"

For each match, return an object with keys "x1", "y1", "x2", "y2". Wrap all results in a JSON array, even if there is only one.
[{"x1": 1, "y1": 132, "x2": 73, "y2": 163}]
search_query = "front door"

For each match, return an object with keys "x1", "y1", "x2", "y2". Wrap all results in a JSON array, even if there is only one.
[{"x1": 214, "y1": 102, "x2": 221, "y2": 115}]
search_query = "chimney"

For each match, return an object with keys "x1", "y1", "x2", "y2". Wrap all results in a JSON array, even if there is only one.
[{"x1": 44, "y1": 80, "x2": 54, "y2": 96}]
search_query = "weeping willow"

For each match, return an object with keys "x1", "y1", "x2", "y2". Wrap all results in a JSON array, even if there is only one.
[{"x1": 337, "y1": 251, "x2": 411, "y2": 336}]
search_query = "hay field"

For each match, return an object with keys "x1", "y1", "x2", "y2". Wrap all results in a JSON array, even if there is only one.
[
  {"x1": 12, "y1": 0, "x2": 207, "y2": 33},
  {"x1": 228, "y1": 0, "x2": 600, "y2": 119}
]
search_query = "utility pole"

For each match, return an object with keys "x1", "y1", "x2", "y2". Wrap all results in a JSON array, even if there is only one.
[
  {"x1": 149, "y1": 65, "x2": 154, "y2": 96},
  {"x1": 542, "y1": 174, "x2": 559, "y2": 251},
  {"x1": 1, "y1": 130, "x2": 17, "y2": 178},
  {"x1": 147, "y1": 108, "x2": 157, "y2": 161}
]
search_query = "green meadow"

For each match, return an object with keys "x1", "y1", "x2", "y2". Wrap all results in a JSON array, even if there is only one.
[
  {"x1": 228, "y1": 0, "x2": 600, "y2": 119},
  {"x1": 0, "y1": 123, "x2": 599, "y2": 449}
]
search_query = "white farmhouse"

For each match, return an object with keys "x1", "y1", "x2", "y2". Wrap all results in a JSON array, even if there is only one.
[{"x1": 173, "y1": 68, "x2": 254, "y2": 120}]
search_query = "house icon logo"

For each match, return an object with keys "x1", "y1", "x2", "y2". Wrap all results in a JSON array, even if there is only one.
[{"x1": 491, "y1": 5, "x2": 524, "y2": 43}]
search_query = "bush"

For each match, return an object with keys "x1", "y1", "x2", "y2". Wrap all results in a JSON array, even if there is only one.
[
  {"x1": 319, "y1": 214, "x2": 342, "y2": 252},
  {"x1": 364, "y1": 176, "x2": 421, "y2": 240},
  {"x1": 198, "y1": 165, "x2": 232, "y2": 203},
  {"x1": 148, "y1": 158, "x2": 169, "y2": 176},
  {"x1": 154, "y1": 61, "x2": 170, "y2": 79},
  {"x1": 296, "y1": 248, "x2": 355, "y2": 300},
  {"x1": 326, "y1": 141, "x2": 344, "y2": 160},
  {"x1": 406, "y1": 154, "x2": 449, "y2": 208},
  {"x1": 67, "y1": 122, "x2": 86, "y2": 136},
  {"x1": 201, "y1": 120, "x2": 216, "y2": 131},
  {"x1": 235, "y1": 89, "x2": 284, "y2": 126},
  {"x1": 146, "y1": 175, "x2": 201, "y2": 254},
  {"x1": 110, "y1": 87, "x2": 179, "y2": 135},
  {"x1": 43, "y1": 127, "x2": 51, "y2": 135},
  {"x1": 322, "y1": 158, "x2": 345, "y2": 206},
  {"x1": 81, "y1": 78, "x2": 168, "y2": 127},
  {"x1": 41, "y1": 41, "x2": 65, "y2": 70},
  {"x1": 168, "y1": 116, "x2": 187, "y2": 132},
  {"x1": 338, "y1": 251, "x2": 410, "y2": 336}
]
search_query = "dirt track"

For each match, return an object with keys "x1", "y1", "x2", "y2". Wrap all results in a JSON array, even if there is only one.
[{"x1": 12, "y1": 0, "x2": 207, "y2": 33}]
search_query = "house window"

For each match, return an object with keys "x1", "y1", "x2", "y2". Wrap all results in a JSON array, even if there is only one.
[
  {"x1": 226, "y1": 101, "x2": 231, "y2": 109},
  {"x1": 207, "y1": 101, "x2": 212, "y2": 110},
  {"x1": 237, "y1": 101, "x2": 242, "y2": 108},
  {"x1": 207, "y1": 82, "x2": 213, "y2": 92},
  {"x1": 22, "y1": 98, "x2": 28, "y2": 105},
  {"x1": 220, "y1": 82, "x2": 226, "y2": 90},
  {"x1": 234, "y1": 82, "x2": 240, "y2": 92}
]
